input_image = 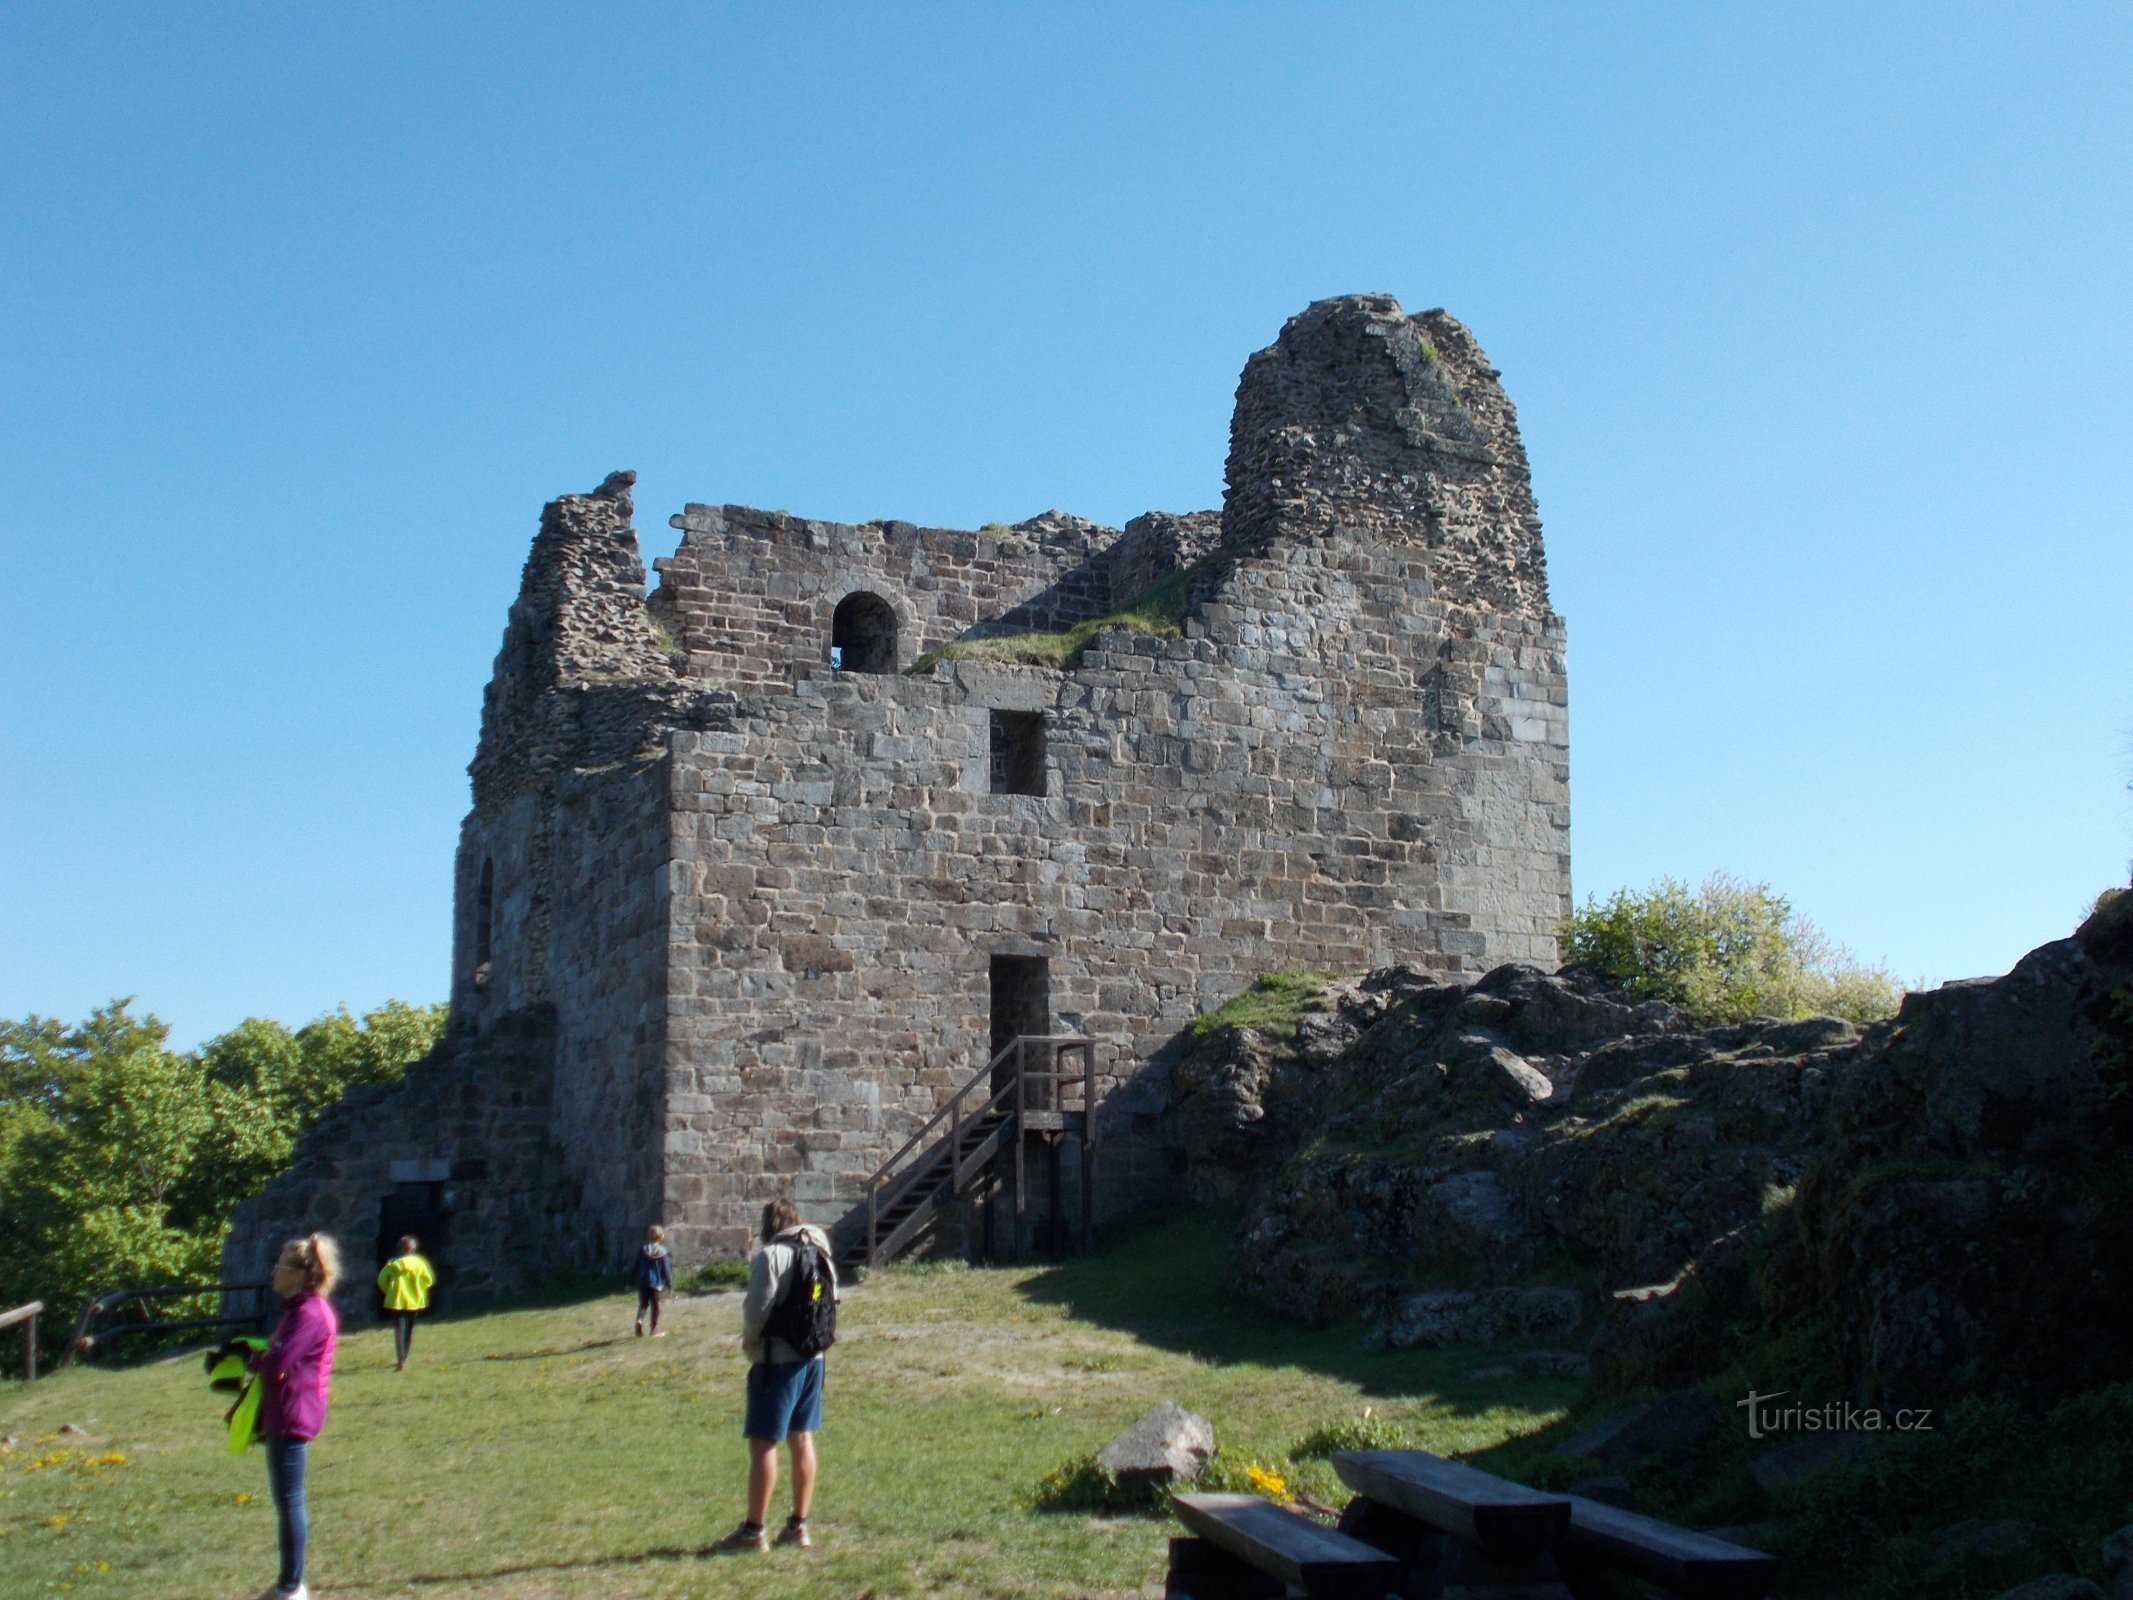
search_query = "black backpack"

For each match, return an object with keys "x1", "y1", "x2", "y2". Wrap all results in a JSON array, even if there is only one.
[{"x1": 764, "y1": 1235, "x2": 837, "y2": 1358}]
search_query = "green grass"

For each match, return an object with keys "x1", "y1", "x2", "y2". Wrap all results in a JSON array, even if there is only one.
[
  {"x1": 0, "y1": 1209, "x2": 1573, "y2": 1599},
  {"x1": 1184, "y1": 971, "x2": 1339, "y2": 1049},
  {"x1": 907, "y1": 558, "x2": 1222, "y2": 675}
]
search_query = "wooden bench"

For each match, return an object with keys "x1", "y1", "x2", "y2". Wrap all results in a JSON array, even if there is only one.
[
  {"x1": 1171, "y1": 1492, "x2": 1403, "y2": 1599},
  {"x1": 1559, "y1": 1494, "x2": 1778, "y2": 1599},
  {"x1": 1332, "y1": 1448, "x2": 1571, "y2": 1556},
  {"x1": 1321, "y1": 1447, "x2": 1776, "y2": 1599}
]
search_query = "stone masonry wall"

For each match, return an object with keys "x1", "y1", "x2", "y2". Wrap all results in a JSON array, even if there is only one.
[
  {"x1": 650, "y1": 506, "x2": 1122, "y2": 687},
  {"x1": 1223, "y1": 295, "x2": 1550, "y2": 616},
  {"x1": 222, "y1": 1009, "x2": 560, "y2": 1323},
  {"x1": 653, "y1": 536, "x2": 1566, "y2": 1260},
  {"x1": 230, "y1": 293, "x2": 1570, "y2": 1292},
  {"x1": 541, "y1": 753, "x2": 672, "y2": 1266}
]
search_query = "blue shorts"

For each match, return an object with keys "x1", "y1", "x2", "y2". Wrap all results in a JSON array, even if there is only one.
[{"x1": 743, "y1": 1358, "x2": 824, "y2": 1441}]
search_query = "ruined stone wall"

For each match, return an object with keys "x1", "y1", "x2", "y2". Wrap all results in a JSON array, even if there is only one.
[
  {"x1": 227, "y1": 472, "x2": 718, "y2": 1301},
  {"x1": 1223, "y1": 295, "x2": 1550, "y2": 617},
  {"x1": 541, "y1": 753, "x2": 672, "y2": 1266},
  {"x1": 652, "y1": 295, "x2": 1568, "y2": 1260},
  {"x1": 654, "y1": 571, "x2": 1565, "y2": 1258},
  {"x1": 233, "y1": 292, "x2": 1570, "y2": 1292},
  {"x1": 649, "y1": 506, "x2": 1119, "y2": 688},
  {"x1": 1097, "y1": 511, "x2": 1226, "y2": 610},
  {"x1": 222, "y1": 1010, "x2": 560, "y2": 1322}
]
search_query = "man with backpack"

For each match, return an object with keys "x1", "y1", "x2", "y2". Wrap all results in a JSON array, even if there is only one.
[{"x1": 712, "y1": 1197, "x2": 839, "y2": 1554}]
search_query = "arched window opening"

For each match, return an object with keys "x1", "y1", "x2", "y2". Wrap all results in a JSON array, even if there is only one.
[
  {"x1": 831, "y1": 592, "x2": 898, "y2": 675},
  {"x1": 474, "y1": 858, "x2": 495, "y2": 971}
]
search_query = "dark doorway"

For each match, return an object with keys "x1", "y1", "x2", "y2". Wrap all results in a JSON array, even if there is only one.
[
  {"x1": 376, "y1": 1184, "x2": 445, "y2": 1304},
  {"x1": 831, "y1": 592, "x2": 898, "y2": 674},
  {"x1": 990, "y1": 955, "x2": 1050, "y2": 1064}
]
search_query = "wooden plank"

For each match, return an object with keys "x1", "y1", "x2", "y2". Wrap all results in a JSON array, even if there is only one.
[
  {"x1": 1172, "y1": 1493, "x2": 1402, "y2": 1599},
  {"x1": 1332, "y1": 1450, "x2": 1569, "y2": 1556},
  {"x1": 0, "y1": 1301, "x2": 44, "y2": 1332},
  {"x1": 1560, "y1": 1496, "x2": 1777, "y2": 1600}
]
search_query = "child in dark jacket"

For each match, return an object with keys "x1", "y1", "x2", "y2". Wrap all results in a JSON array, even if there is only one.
[{"x1": 630, "y1": 1225, "x2": 674, "y2": 1337}]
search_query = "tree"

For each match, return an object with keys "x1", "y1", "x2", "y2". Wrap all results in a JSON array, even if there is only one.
[
  {"x1": 0, "y1": 996, "x2": 447, "y2": 1362},
  {"x1": 1559, "y1": 873, "x2": 1901, "y2": 1026}
]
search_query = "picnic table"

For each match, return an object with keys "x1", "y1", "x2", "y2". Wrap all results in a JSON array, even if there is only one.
[{"x1": 1163, "y1": 1446, "x2": 1778, "y2": 1599}]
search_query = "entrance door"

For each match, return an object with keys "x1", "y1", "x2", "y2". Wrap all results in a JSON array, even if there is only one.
[
  {"x1": 990, "y1": 955, "x2": 1050, "y2": 1101},
  {"x1": 375, "y1": 1184, "x2": 445, "y2": 1307}
]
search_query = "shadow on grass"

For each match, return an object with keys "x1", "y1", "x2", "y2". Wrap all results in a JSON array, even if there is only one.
[
  {"x1": 1012, "y1": 1205, "x2": 1586, "y2": 1416},
  {"x1": 432, "y1": 1267, "x2": 617, "y2": 1321},
  {"x1": 479, "y1": 1337, "x2": 625, "y2": 1361},
  {"x1": 335, "y1": 1544, "x2": 726, "y2": 1588}
]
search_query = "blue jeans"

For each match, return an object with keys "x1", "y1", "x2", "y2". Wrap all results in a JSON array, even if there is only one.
[{"x1": 264, "y1": 1433, "x2": 307, "y2": 1591}]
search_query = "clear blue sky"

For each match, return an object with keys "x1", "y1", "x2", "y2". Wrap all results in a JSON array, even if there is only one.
[{"x1": 3, "y1": 5, "x2": 2128, "y2": 1048}]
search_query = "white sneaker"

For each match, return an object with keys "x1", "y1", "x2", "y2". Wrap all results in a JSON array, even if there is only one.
[{"x1": 254, "y1": 1586, "x2": 307, "y2": 1600}]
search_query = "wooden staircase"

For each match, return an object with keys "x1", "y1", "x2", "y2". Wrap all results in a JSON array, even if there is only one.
[{"x1": 836, "y1": 1034, "x2": 1095, "y2": 1275}]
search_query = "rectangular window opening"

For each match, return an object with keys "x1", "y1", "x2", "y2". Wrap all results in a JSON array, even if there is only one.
[{"x1": 990, "y1": 710, "x2": 1046, "y2": 796}]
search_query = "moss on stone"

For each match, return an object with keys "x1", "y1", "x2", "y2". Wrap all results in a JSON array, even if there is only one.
[
  {"x1": 906, "y1": 553, "x2": 1225, "y2": 675},
  {"x1": 1186, "y1": 972, "x2": 1339, "y2": 1051}
]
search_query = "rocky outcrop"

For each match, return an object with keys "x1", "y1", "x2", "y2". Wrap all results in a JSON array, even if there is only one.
[
  {"x1": 1778, "y1": 891, "x2": 2133, "y2": 1409},
  {"x1": 1178, "y1": 963, "x2": 1850, "y2": 1328},
  {"x1": 1174, "y1": 891, "x2": 2133, "y2": 1412}
]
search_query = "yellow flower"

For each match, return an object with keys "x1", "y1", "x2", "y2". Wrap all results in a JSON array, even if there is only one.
[
  {"x1": 233, "y1": 1492, "x2": 254, "y2": 1505},
  {"x1": 1244, "y1": 1463, "x2": 1290, "y2": 1501}
]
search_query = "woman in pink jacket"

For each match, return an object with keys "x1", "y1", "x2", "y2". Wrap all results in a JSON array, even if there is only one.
[{"x1": 253, "y1": 1234, "x2": 341, "y2": 1600}]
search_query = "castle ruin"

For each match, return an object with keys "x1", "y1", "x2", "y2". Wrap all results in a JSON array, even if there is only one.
[{"x1": 223, "y1": 294, "x2": 1571, "y2": 1307}]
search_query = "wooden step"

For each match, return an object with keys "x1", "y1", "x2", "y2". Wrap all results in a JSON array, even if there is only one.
[
  {"x1": 1559, "y1": 1495, "x2": 1777, "y2": 1599},
  {"x1": 1332, "y1": 1449, "x2": 1569, "y2": 1557},
  {"x1": 1171, "y1": 1494, "x2": 1402, "y2": 1599}
]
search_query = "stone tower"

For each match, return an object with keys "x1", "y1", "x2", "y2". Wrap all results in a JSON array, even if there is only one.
[{"x1": 224, "y1": 295, "x2": 1570, "y2": 1309}]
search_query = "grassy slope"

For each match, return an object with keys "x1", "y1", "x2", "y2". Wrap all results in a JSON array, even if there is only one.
[{"x1": 0, "y1": 1210, "x2": 1577, "y2": 1600}]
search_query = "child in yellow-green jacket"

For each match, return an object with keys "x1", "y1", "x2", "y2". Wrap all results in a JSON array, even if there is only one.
[{"x1": 376, "y1": 1236, "x2": 435, "y2": 1371}]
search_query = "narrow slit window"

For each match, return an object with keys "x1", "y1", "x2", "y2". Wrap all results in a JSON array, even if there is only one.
[
  {"x1": 474, "y1": 858, "x2": 494, "y2": 969},
  {"x1": 990, "y1": 710, "x2": 1046, "y2": 796}
]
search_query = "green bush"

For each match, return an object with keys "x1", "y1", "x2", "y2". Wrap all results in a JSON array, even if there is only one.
[
  {"x1": 1558, "y1": 874, "x2": 1900, "y2": 1025},
  {"x1": 1286, "y1": 1414, "x2": 1412, "y2": 1461},
  {"x1": 682, "y1": 1259, "x2": 751, "y2": 1292},
  {"x1": 0, "y1": 997, "x2": 445, "y2": 1359},
  {"x1": 1023, "y1": 1452, "x2": 1139, "y2": 1514}
]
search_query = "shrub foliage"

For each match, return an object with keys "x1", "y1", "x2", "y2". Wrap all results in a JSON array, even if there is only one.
[
  {"x1": 1559, "y1": 873, "x2": 1900, "y2": 1025},
  {"x1": 0, "y1": 998, "x2": 445, "y2": 1357}
]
